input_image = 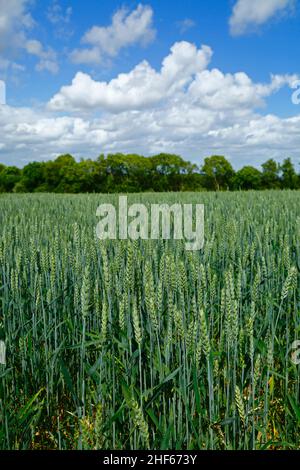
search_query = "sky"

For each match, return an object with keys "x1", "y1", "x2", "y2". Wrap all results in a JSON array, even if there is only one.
[{"x1": 0, "y1": 0, "x2": 300, "y2": 169}]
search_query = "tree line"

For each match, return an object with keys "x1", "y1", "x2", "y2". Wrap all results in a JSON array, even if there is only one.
[{"x1": 0, "y1": 153, "x2": 299, "y2": 193}]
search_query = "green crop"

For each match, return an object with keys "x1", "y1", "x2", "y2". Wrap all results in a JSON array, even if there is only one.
[{"x1": 0, "y1": 191, "x2": 299, "y2": 450}]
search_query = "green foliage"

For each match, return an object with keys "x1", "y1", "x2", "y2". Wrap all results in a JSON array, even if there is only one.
[
  {"x1": 0, "y1": 166, "x2": 21, "y2": 192},
  {"x1": 262, "y1": 159, "x2": 280, "y2": 189},
  {"x1": 201, "y1": 155, "x2": 235, "y2": 191},
  {"x1": 234, "y1": 166, "x2": 262, "y2": 190},
  {"x1": 280, "y1": 158, "x2": 299, "y2": 190},
  {"x1": 0, "y1": 154, "x2": 299, "y2": 193}
]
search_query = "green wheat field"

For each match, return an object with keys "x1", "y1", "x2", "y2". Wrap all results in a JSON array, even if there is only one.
[{"x1": 0, "y1": 191, "x2": 299, "y2": 450}]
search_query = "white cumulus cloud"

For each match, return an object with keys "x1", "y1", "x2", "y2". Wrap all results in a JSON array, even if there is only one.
[
  {"x1": 50, "y1": 42, "x2": 213, "y2": 112},
  {"x1": 230, "y1": 0, "x2": 295, "y2": 35},
  {"x1": 25, "y1": 39, "x2": 58, "y2": 74},
  {"x1": 1, "y1": 41, "x2": 300, "y2": 169},
  {"x1": 48, "y1": 41, "x2": 297, "y2": 117},
  {"x1": 1, "y1": 100, "x2": 300, "y2": 168},
  {"x1": 70, "y1": 4, "x2": 156, "y2": 65},
  {"x1": 0, "y1": 0, "x2": 34, "y2": 52},
  {"x1": 0, "y1": 0, "x2": 59, "y2": 75}
]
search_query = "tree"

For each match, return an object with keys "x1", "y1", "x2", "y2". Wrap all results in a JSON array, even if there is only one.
[
  {"x1": 280, "y1": 158, "x2": 298, "y2": 189},
  {"x1": 202, "y1": 156, "x2": 235, "y2": 191},
  {"x1": 44, "y1": 154, "x2": 76, "y2": 192},
  {"x1": 0, "y1": 167, "x2": 21, "y2": 192},
  {"x1": 20, "y1": 162, "x2": 46, "y2": 192},
  {"x1": 261, "y1": 159, "x2": 280, "y2": 189},
  {"x1": 99, "y1": 153, "x2": 152, "y2": 193},
  {"x1": 150, "y1": 154, "x2": 195, "y2": 192},
  {"x1": 234, "y1": 166, "x2": 262, "y2": 190},
  {"x1": 77, "y1": 159, "x2": 102, "y2": 193},
  {"x1": 0, "y1": 153, "x2": 298, "y2": 193}
]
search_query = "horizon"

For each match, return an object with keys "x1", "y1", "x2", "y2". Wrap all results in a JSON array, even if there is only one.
[{"x1": 0, "y1": 150, "x2": 299, "y2": 172}]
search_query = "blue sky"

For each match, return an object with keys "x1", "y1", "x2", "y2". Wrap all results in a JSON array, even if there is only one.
[{"x1": 1, "y1": 0, "x2": 300, "y2": 168}]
